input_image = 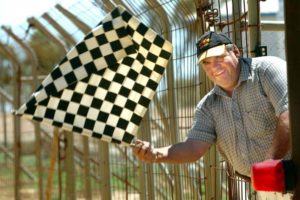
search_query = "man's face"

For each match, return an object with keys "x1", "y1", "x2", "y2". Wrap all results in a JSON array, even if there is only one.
[{"x1": 200, "y1": 49, "x2": 240, "y2": 93}]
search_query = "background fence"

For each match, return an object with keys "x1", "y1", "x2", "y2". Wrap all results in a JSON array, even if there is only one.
[{"x1": 0, "y1": 0, "x2": 285, "y2": 199}]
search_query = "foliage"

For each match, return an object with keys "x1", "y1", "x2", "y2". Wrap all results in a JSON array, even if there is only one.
[
  {"x1": 0, "y1": 60, "x2": 12, "y2": 84},
  {"x1": 28, "y1": 31, "x2": 65, "y2": 75}
]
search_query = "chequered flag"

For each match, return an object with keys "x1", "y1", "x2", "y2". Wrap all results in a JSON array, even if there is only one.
[{"x1": 14, "y1": 5, "x2": 172, "y2": 146}]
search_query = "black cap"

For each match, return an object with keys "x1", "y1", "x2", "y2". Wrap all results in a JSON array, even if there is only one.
[{"x1": 196, "y1": 31, "x2": 232, "y2": 62}]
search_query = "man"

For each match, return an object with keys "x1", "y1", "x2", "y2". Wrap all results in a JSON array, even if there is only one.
[{"x1": 132, "y1": 31, "x2": 292, "y2": 199}]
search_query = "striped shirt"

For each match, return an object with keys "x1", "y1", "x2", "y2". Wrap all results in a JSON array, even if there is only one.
[{"x1": 187, "y1": 56, "x2": 291, "y2": 176}]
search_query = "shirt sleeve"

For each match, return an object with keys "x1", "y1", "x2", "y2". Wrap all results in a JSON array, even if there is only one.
[
  {"x1": 187, "y1": 97, "x2": 216, "y2": 144},
  {"x1": 260, "y1": 56, "x2": 288, "y2": 116}
]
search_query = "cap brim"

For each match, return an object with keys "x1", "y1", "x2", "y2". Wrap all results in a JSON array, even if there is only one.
[{"x1": 198, "y1": 44, "x2": 226, "y2": 63}]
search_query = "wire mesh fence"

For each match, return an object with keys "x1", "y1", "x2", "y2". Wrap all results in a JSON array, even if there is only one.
[{"x1": 0, "y1": 0, "x2": 285, "y2": 199}]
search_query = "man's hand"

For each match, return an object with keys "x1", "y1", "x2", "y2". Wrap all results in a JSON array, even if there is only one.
[{"x1": 132, "y1": 140, "x2": 161, "y2": 163}]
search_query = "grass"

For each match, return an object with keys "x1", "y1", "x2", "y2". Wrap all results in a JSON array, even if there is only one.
[{"x1": 0, "y1": 152, "x2": 139, "y2": 195}]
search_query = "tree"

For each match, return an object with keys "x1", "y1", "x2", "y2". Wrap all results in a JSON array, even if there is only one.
[{"x1": 28, "y1": 30, "x2": 65, "y2": 75}]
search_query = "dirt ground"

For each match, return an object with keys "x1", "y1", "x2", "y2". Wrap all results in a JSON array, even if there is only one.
[{"x1": 0, "y1": 114, "x2": 35, "y2": 143}]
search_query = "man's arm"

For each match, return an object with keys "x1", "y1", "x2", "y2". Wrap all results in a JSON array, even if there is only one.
[
  {"x1": 132, "y1": 138, "x2": 211, "y2": 163},
  {"x1": 266, "y1": 110, "x2": 291, "y2": 159}
]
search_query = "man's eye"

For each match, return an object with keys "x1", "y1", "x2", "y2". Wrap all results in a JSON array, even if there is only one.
[{"x1": 202, "y1": 60, "x2": 210, "y2": 65}]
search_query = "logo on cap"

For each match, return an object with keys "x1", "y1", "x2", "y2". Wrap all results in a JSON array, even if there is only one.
[{"x1": 199, "y1": 38, "x2": 210, "y2": 49}]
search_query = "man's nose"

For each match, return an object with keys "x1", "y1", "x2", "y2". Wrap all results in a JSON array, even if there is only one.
[{"x1": 211, "y1": 61, "x2": 222, "y2": 71}]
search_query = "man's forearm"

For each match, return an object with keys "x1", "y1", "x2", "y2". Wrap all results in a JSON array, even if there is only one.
[
  {"x1": 155, "y1": 140, "x2": 209, "y2": 163},
  {"x1": 267, "y1": 111, "x2": 291, "y2": 159},
  {"x1": 133, "y1": 138, "x2": 211, "y2": 164},
  {"x1": 154, "y1": 145, "x2": 179, "y2": 163}
]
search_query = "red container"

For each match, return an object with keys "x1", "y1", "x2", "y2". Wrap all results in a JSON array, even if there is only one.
[{"x1": 251, "y1": 160, "x2": 285, "y2": 192}]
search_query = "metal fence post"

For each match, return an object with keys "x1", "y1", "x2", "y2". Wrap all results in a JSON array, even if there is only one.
[
  {"x1": 99, "y1": 142, "x2": 111, "y2": 200},
  {"x1": 65, "y1": 131, "x2": 76, "y2": 200},
  {"x1": 0, "y1": 42, "x2": 22, "y2": 200},
  {"x1": 145, "y1": 1, "x2": 184, "y2": 199},
  {"x1": 0, "y1": 91, "x2": 8, "y2": 165},
  {"x1": 285, "y1": 1, "x2": 300, "y2": 198},
  {"x1": 43, "y1": 10, "x2": 94, "y2": 198},
  {"x1": 2, "y1": 26, "x2": 44, "y2": 200},
  {"x1": 42, "y1": 13, "x2": 76, "y2": 48},
  {"x1": 247, "y1": 0, "x2": 260, "y2": 57},
  {"x1": 55, "y1": 4, "x2": 91, "y2": 34}
]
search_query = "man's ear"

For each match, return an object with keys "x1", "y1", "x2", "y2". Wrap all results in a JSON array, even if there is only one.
[{"x1": 233, "y1": 44, "x2": 241, "y2": 57}]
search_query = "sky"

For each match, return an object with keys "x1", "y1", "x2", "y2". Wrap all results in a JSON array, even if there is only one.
[
  {"x1": 0, "y1": 0, "x2": 73, "y2": 27},
  {"x1": 0, "y1": 0, "x2": 281, "y2": 27}
]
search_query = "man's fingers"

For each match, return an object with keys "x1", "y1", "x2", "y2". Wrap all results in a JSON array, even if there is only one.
[
  {"x1": 131, "y1": 140, "x2": 155, "y2": 162},
  {"x1": 131, "y1": 139, "x2": 143, "y2": 154}
]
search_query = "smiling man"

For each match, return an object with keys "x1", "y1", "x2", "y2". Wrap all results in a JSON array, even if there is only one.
[{"x1": 132, "y1": 31, "x2": 292, "y2": 200}]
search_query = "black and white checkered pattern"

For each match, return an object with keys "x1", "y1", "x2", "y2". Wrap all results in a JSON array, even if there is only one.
[{"x1": 15, "y1": 5, "x2": 172, "y2": 146}]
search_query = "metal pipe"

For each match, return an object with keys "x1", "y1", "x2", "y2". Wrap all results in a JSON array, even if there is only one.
[
  {"x1": 0, "y1": 94, "x2": 8, "y2": 165},
  {"x1": 65, "y1": 130, "x2": 76, "y2": 200},
  {"x1": 1, "y1": 25, "x2": 44, "y2": 199},
  {"x1": 261, "y1": 21, "x2": 285, "y2": 31},
  {"x1": 98, "y1": 142, "x2": 111, "y2": 200},
  {"x1": 55, "y1": 4, "x2": 91, "y2": 34},
  {"x1": 284, "y1": 1, "x2": 300, "y2": 198},
  {"x1": 0, "y1": 41, "x2": 22, "y2": 200},
  {"x1": 94, "y1": 0, "x2": 114, "y2": 13},
  {"x1": 43, "y1": 10, "x2": 93, "y2": 198},
  {"x1": 196, "y1": 2, "x2": 219, "y2": 199},
  {"x1": 27, "y1": 17, "x2": 67, "y2": 53},
  {"x1": 42, "y1": 13, "x2": 77, "y2": 47},
  {"x1": 82, "y1": 137, "x2": 92, "y2": 200},
  {"x1": 0, "y1": 145, "x2": 35, "y2": 180},
  {"x1": 20, "y1": 75, "x2": 47, "y2": 82},
  {"x1": 145, "y1": 1, "x2": 184, "y2": 199},
  {"x1": 0, "y1": 86, "x2": 13, "y2": 103},
  {"x1": 247, "y1": 0, "x2": 261, "y2": 57},
  {"x1": 232, "y1": 0, "x2": 243, "y2": 49},
  {"x1": 140, "y1": 113, "x2": 155, "y2": 199}
]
